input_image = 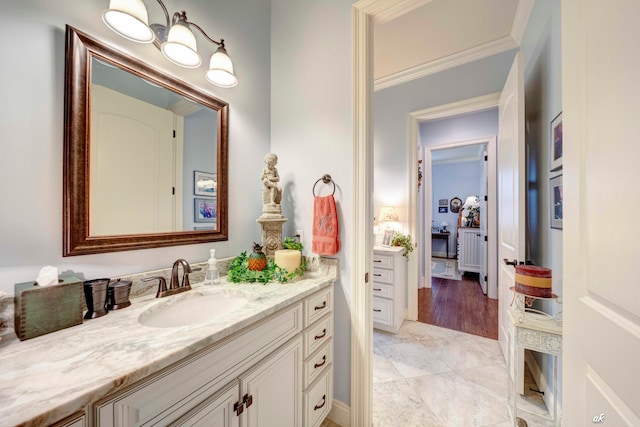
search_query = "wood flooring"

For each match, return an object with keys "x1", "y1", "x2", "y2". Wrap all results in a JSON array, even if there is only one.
[{"x1": 418, "y1": 273, "x2": 499, "y2": 340}]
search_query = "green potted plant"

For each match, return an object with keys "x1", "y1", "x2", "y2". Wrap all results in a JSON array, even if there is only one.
[{"x1": 391, "y1": 232, "x2": 413, "y2": 260}]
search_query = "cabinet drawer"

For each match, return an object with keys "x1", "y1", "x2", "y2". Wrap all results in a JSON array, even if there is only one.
[
  {"x1": 304, "y1": 287, "x2": 333, "y2": 327},
  {"x1": 304, "y1": 314, "x2": 332, "y2": 358},
  {"x1": 372, "y1": 254, "x2": 393, "y2": 269},
  {"x1": 304, "y1": 366, "x2": 333, "y2": 427},
  {"x1": 170, "y1": 381, "x2": 239, "y2": 427},
  {"x1": 304, "y1": 341, "x2": 332, "y2": 388},
  {"x1": 372, "y1": 268, "x2": 393, "y2": 284},
  {"x1": 52, "y1": 413, "x2": 85, "y2": 427},
  {"x1": 372, "y1": 283, "x2": 393, "y2": 299},
  {"x1": 373, "y1": 297, "x2": 393, "y2": 326}
]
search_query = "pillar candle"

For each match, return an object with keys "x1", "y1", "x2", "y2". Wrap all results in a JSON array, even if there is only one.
[{"x1": 274, "y1": 249, "x2": 301, "y2": 273}]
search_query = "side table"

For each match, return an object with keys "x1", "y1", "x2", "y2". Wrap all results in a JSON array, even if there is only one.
[{"x1": 507, "y1": 309, "x2": 562, "y2": 426}]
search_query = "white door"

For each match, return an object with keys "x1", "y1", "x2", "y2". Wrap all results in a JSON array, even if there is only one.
[
  {"x1": 497, "y1": 53, "x2": 525, "y2": 393},
  {"x1": 563, "y1": 0, "x2": 640, "y2": 424},
  {"x1": 90, "y1": 84, "x2": 175, "y2": 235}
]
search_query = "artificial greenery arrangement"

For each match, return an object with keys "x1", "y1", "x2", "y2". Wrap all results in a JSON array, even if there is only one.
[
  {"x1": 391, "y1": 232, "x2": 414, "y2": 260},
  {"x1": 227, "y1": 237, "x2": 307, "y2": 284}
]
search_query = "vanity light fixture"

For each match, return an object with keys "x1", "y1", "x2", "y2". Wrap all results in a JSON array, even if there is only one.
[{"x1": 102, "y1": 0, "x2": 238, "y2": 87}]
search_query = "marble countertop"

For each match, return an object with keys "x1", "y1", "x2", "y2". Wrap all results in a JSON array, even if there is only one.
[{"x1": 0, "y1": 258, "x2": 337, "y2": 427}]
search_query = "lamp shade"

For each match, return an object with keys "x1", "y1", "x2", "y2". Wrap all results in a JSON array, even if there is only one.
[
  {"x1": 206, "y1": 46, "x2": 238, "y2": 87},
  {"x1": 161, "y1": 19, "x2": 202, "y2": 68},
  {"x1": 463, "y1": 195, "x2": 480, "y2": 210},
  {"x1": 378, "y1": 206, "x2": 399, "y2": 222},
  {"x1": 102, "y1": 0, "x2": 154, "y2": 43}
]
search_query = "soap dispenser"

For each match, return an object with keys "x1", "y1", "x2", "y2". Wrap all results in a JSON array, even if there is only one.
[{"x1": 204, "y1": 249, "x2": 220, "y2": 286}]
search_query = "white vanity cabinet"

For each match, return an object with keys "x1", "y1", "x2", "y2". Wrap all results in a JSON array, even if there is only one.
[
  {"x1": 457, "y1": 228, "x2": 483, "y2": 274},
  {"x1": 93, "y1": 286, "x2": 333, "y2": 427},
  {"x1": 302, "y1": 287, "x2": 334, "y2": 427},
  {"x1": 372, "y1": 246, "x2": 406, "y2": 333}
]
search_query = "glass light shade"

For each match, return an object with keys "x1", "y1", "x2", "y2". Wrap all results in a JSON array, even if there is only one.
[
  {"x1": 206, "y1": 46, "x2": 238, "y2": 87},
  {"x1": 161, "y1": 21, "x2": 202, "y2": 68},
  {"x1": 378, "y1": 206, "x2": 399, "y2": 222},
  {"x1": 102, "y1": 0, "x2": 154, "y2": 43}
]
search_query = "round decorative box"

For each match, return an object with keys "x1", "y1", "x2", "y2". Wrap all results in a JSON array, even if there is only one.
[{"x1": 514, "y1": 265, "x2": 552, "y2": 298}]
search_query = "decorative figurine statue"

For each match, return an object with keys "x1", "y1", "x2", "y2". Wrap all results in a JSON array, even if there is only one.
[
  {"x1": 257, "y1": 153, "x2": 287, "y2": 256},
  {"x1": 261, "y1": 153, "x2": 282, "y2": 208}
]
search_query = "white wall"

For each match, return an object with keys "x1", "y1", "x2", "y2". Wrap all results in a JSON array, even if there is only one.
[
  {"x1": 0, "y1": 0, "x2": 271, "y2": 294},
  {"x1": 270, "y1": 0, "x2": 354, "y2": 405}
]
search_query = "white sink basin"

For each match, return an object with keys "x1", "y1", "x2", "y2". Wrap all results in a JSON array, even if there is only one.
[{"x1": 138, "y1": 289, "x2": 249, "y2": 328}]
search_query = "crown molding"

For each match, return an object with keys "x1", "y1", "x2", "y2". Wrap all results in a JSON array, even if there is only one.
[
  {"x1": 374, "y1": 35, "x2": 518, "y2": 91},
  {"x1": 510, "y1": 0, "x2": 535, "y2": 45},
  {"x1": 353, "y1": 0, "x2": 433, "y2": 23}
]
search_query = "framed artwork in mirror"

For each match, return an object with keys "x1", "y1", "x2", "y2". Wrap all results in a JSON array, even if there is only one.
[
  {"x1": 194, "y1": 171, "x2": 217, "y2": 196},
  {"x1": 550, "y1": 112, "x2": 563, "y2": 171},
  {"x1": 195, "y1": 198, "x2": 217, "y2": 223}
]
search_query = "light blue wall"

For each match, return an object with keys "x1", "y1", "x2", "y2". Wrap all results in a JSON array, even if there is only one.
[
  {"x1": 419, "y1": 109, "x2": 499, "y2": 146},
  {"x1": 0, "y1": 0, "x2": 271, "y2": 293},
  {"x1": 270, "y1": 0, "x2": 354, "y2": 405},
  {"x1": 373, "y1": 52, "x2": 515, "y2": 227}
]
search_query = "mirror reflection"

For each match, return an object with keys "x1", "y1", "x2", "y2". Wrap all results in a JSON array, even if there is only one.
[
  {"x1": 63, "y1": 26, "x2": 228, "y2": 256},
  {"x1": 90, "y1": 58, "x2": 219, "y2": 235}
]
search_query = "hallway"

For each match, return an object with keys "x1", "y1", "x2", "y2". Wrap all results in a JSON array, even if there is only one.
[{"x1": 419, "y1": 273, "x2": 498, "y2": 339}]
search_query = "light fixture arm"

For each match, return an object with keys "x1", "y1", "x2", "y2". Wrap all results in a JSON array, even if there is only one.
[
  {"x1": 154, "y1": 0, "x2": 171, "y2": 30},
  {"x1": 184, "y1": 17, "x2": 225, "y2": 48}
]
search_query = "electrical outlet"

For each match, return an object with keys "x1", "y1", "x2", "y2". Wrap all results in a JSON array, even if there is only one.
[{"x1": 295, "y1": 230, "x2": 304, "y2": 246}]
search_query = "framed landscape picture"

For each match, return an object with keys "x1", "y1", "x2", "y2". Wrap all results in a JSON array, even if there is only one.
[{"x1": 194, "y1": 171, "x2": 217, "y2": 197}]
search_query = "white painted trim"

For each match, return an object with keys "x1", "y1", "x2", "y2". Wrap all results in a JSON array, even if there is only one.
[
  {"x1": 411, "y1": 92, "x2": 501, "y2": 122},
  {"x1": 353, "y1": 0, "x2": 433, "y2": 24},
  {"x1": 510, "y1": 0, "x2": 535, "y2": 46},
  {"x1": 327, "y1": 399, "x2": 351, "y2": 427},
  {"x1": 524, "y1": 351, "x2": 560, "y2": 420},
  {"x1": 374, "y1": 37, "x2": 518, "y2": 91},
  {"x1": 351, "y1": 4, "x2": 374, "y2": 427}
]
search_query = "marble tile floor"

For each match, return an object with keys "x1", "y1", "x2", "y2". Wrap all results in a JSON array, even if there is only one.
[{"x1": 322, "y1": 321, "x2": 555, "y2": 427}]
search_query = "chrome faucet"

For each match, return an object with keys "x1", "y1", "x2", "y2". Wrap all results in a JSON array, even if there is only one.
[{"x1": 143, "y1": 259, "x2": 201, "y2": 298}]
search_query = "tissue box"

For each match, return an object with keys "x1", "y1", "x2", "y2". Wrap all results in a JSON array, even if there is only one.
[{"x1": 14, "y1": 276, "x2": 83, "y2": 341}]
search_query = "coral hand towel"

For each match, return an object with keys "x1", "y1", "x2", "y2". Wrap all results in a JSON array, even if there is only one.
[{"x1": 312, "y1": 195, "x2": 340, "y2": 256}]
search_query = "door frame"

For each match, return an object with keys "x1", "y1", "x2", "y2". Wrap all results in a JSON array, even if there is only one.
[
  {"x1": 421, "y1": 135, "x2": 498, "y2": 299},
  {"x1": 408, "y1": 93, "x2": 501, "y2": 317}
]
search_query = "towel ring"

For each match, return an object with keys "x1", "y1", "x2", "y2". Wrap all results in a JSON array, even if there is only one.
[{"x1": 313, "y1": 174, "x2": 336, "y2": 196}]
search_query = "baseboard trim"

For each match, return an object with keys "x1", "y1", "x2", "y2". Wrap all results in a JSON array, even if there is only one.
[
  {"x1": 327, "y1": 399, "x2": 350, "y2": 427},
  {"x1": 524, "y1": 351, "x2": 558, "y2": 418}
]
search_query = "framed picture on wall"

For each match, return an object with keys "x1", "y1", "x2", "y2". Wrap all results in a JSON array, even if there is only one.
[
  {"x1": 550, "y1": 175, "x2": 563, "y2": 229},
  {"x1": 550, "y1": 112, "x2": 563, "y2": 171},
  {"x1": 194, "y1": 198, "x2": 217, "y2": 223},
  {"x1": 382, "y1": 229, "x2": 394, "y2": 247},
  {"x1": 194, "y1": 171, "x2": 217, "y2": 196},
  {"x1": 438, "y1": 206, "x2": 448, "y2": 213},
  {"x1": 439, "y1": 199, "x2": 448, "y2": 206}
]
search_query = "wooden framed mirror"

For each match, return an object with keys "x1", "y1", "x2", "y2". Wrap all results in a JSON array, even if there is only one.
[{"x1": 63, "y1": 26, "x2": 228, "y2": 256}]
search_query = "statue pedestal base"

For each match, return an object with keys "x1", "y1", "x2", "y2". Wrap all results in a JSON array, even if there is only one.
[{"x1": 257, "y1": 216, "x2": 287, "y2": 257}]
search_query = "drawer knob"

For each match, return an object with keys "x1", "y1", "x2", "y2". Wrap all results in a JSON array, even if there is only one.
[
  {"x1": 374, "y1": 260, "x2": 382, "y2": 263},
  {"x1": 314, "y1": 394, "x2": 326, "y2": 411},
  {"x1": 373, "y1": 288, "x2": 382, "y2": 291},
  {"x1": 373, "y1": 273, "x2": 382, "y2": 277},
  {"x1": 314, "y1": 301, "x2": 327, "y2": 311},
  {"x1": 373, "y1": 309, "x2": 382, "y2": 312},
  {"x1": 314, "y1": 328, "x2": 327, "y2": 340},
  {"x1": 314, "y1": 355, "x2": 327, "y2": 369}
]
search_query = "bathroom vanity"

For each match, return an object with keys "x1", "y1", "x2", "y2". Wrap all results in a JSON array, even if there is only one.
[{"x1": 0, "y1": 259, "x2": 337, "y2": 427}]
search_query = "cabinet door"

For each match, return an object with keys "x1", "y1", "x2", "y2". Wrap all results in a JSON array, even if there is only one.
[
  {"x1": 240, "y1": 337, "x2": 302, "y2": 427},
  {"x1": 171, "y1": 381, "x2": 240, "y2": 427}
]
